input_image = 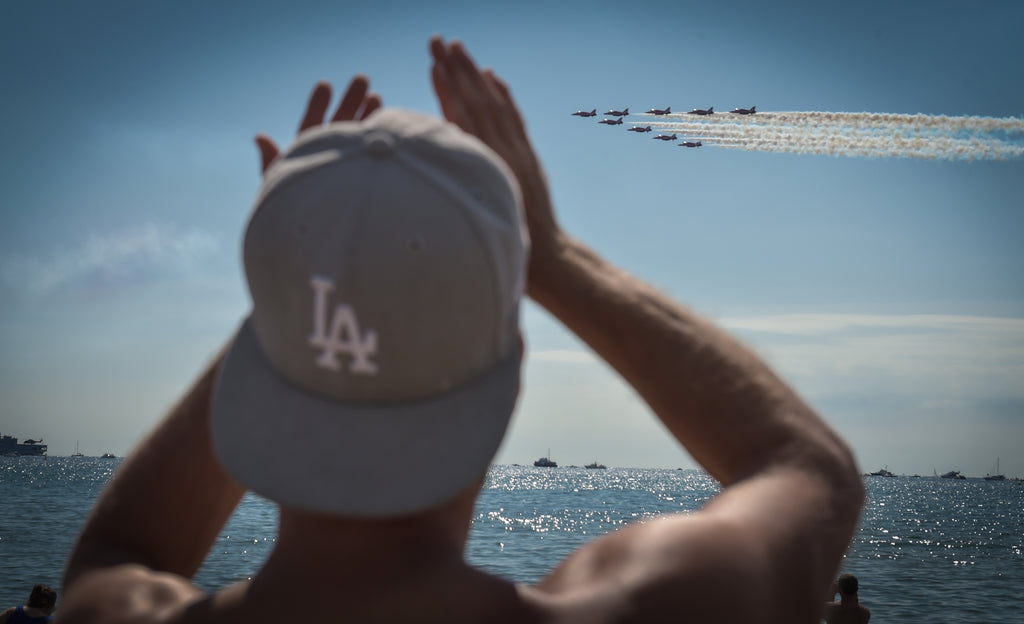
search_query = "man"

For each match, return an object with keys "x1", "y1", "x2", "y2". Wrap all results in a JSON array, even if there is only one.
[
  {"x1": 0, "y1": 584, "x2": 57, "y2": 623},
  {"x1": 823, "y1": 574, "x2": 871, "y2": 623},
  {"x1": 57, "y1": 37, "x2": 864, "y2": 623}
]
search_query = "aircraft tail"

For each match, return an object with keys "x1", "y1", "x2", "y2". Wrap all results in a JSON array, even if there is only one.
[
  {"x1": 750, "y1": 106, "x2": 755, "y2": 113},
  {"x1": 708, "y1": 107, "x2": 713, "y2": 113},
  {"x1": 623, "y1": 108, "x2": 629, "y2": 115},
  {"x1": 666, "y1": 107, "x2": 670, "y2": 114},
  {"x1": 590, "y1": 109, "x2": 596, "y2": 115}
]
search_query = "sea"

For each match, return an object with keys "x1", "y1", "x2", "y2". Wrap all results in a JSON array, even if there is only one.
[{"x1": 1, "y1": 457, "x2": 1021, "y2": 622}]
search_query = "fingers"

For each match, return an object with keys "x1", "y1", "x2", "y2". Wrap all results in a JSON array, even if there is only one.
[
  {"x1": 255, "y1": 134, "x2": 280, "y2": 175},
  {"x1": 261, "y1": 76, "x2": 380, "y2": 177},
  {"x1": 359, "y1": 92, "x2": 383, "y2": 120},
  {"x1": 430, "y1": 37, "x2": 476, "y2": 135},
  {"x1": 299, "y1": 81, "x2": 333, "y2": 133},
  {"x1": 433, "y1": 40, "x2": 495, "y2": 132},
  {"x1": 301, "y1": 75, "x2": 381, "y2": 132},
  {"x1": 331, "y1": 74, "x2": 371, "y2": 122},
  {"x1": 431, "y1": 62, "x2": 474, "y2": 135},
  {"x1": 431, "y1": 37, "x2": 539, "y2": 174},
  {"x1": 431, "y1": 38, "x2": 512, "y2": 154},
  {"x1": 483, "y1": 70, "x2": 529, "y2": 143}
]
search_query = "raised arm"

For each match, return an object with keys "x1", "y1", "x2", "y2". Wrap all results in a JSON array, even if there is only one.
[
  {"x1": 58, "y1": 76, "x2": 382, "y2": 624},
  {"x1": 59, "y1": 356, "x2": 242, "y2": 623},
  {"x1": 430, "y1": 37, "x2": 864, "y2": 623}
]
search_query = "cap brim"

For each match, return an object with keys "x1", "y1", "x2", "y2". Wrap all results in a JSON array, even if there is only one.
[{"x1": 211, "y1": 318, "x2": 519, "y2": 517}]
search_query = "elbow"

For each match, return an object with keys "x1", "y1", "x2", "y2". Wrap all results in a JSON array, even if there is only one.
[{"x1": 832, "y1": 437, "x2": 866, "y2": 519}]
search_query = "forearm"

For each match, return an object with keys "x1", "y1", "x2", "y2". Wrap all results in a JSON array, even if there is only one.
[
  {"x1": 530, "y1": 235, "x2": 860, "y2": 488},
  {"x1": 64, "y1": 354, "x2": 245, "y2": 586}
]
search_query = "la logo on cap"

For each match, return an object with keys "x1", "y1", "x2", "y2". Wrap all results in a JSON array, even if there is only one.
[{"x1": 308, "y1": 275, "x2": 378, "y2": 375}]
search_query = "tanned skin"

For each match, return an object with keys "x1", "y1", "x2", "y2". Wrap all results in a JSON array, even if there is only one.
[{"x1": 57, "y1": 37, "x2": 863, "y2": 624}]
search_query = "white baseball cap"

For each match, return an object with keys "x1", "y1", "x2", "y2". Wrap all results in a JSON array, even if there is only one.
[{"x1": 211, "y1": 108, "x2": 527, "y2": 517}]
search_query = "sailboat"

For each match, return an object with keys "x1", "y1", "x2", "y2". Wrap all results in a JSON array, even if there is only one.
[
  {"x1": 71, "y1": 441, "x2": 84, "y2": 457},
  {"x1": 984, "y1": 457, "x2": 1005, "y2": 481}
]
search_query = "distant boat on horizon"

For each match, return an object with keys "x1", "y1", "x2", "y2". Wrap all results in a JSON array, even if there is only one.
[
  {"x1": 984, "y1": 457, "x2": 1006, "y2": 481},
  {"x1": 869, "y1": 466, "x2": 896, "y2": 477},
  {"x1": 71, "y1": 441, "x2": 84, "y2": 457},
  {"x1": 0, "y1": 433, "x2": 47, "y2": 457},
  {"x1": 941, "y1": 470, "x2": 966, "y2": 480},
  {"x1": 585, "y1": 461, "x2": 607, "y2": 470},
  {"x1": 534, "y1": 449, "x2": 557, "y2": 468},
  {"x1": 100, "y1": 453, "x2": 117, "y2": 459}
]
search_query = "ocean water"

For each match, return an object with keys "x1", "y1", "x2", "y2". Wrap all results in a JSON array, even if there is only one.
[{"x1": 1, "y1": 458, "x2": 1021, "y2": 622}]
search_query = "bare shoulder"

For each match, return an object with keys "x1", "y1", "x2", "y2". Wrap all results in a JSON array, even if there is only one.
[
  {"x1": 520, "y1": 467, "x2": 855, "y2": 623},
  {"x1": 522, "y1": 513, "x2": 768, "y2": 623},
  {"x1": 56, "y1": 564, "x2": 207, "y2": 624}
]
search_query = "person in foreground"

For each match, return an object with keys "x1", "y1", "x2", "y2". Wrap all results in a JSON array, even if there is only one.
[
  {"x1": 822, "y1": 574, "x2": 871, "y2": 623},
  {"x1": 0, "y1": 584, "x2": 57, "y2": 623},
  {"x1": 57, "y1": 36, "x2": 864, "y2": 624}
]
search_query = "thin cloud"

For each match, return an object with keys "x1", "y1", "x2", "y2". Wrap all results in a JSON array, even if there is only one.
[
  {"x1": 3, "y1": 223, "x2": 220, "y2": 297},
  {"x1": 719, "y1": 313, "x2": 1024, "y2": 336},
  {"x1": 717, "y1": 313, "x2": 1024, "y2": 402}
]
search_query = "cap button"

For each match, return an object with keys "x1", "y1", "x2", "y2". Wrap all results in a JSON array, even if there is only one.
[{"x1": 365, "y1": 131, "x2": 395, "y2": 158}]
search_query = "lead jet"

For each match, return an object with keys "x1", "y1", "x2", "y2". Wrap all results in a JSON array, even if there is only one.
[
  {"x1": 572, "y1": 109, "x2": 597, "y2": 117},
  {"x1": 678, "y1": 141, "x2": 703, "y2": 148},
  {"x1": 686, "y1": 106, "x2": 714, "y2": 115},
  {"x1": 627, "y1": 125, "x2": 653, "y2": 133},
  {"x1": 604, "y1": 108, "x2": 629, "y2": 117},
  {"x1": 728, "y1": 106, "x2": 756, "y2": 115},
  {"x1": 645, "y1": 106, "x2": 671, "y2": 115},
  {"x1": 653, "y1": 133, "x2": 678, "y2": 141},
  {"x1": 598, "y1": 117, "x2": 624, "y2": 125}
]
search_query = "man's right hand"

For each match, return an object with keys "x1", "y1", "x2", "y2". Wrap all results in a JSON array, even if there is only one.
[
  {"x1": 429, "y1": 36, "x2": 565, "y2": 300},
  {"x1": 427, "y1": 35, "x2": 864, "y2": 624}
]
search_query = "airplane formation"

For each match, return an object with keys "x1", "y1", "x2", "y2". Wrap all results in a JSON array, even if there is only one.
[{"x1": 573, "y1": 104, "x2": 756, "y2": 147}]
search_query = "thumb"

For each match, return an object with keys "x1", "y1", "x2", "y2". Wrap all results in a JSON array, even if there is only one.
[{"x1": 255, "y1": 134, "x2": 280, "y2": 175}]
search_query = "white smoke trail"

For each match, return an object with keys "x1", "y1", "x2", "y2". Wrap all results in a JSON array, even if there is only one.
[{"x1": 633, "y1": 111, "x2": 1024, "y2": 160}]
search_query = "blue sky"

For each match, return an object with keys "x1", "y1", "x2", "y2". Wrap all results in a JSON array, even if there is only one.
[{"x1": 2, "y1": 0, "x2": 1022, "y2": 477}]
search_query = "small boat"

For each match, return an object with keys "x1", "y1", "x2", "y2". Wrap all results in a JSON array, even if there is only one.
[
  {"x1": 100, "y1": 453, "x2": 117, "y2": 459},
  {"x1": 984, "y1": 457, "x2": 1005, "y2": 481},
  {"x1": 940, "y1": 470, "x2": 966, "y2": 480},
  {"x1": 869, "y1": 466, "x2": 896, "y2": 477},
  {"x1": 71, "y1": 441, "x2": 84, "y2": 457},
  {"x1": 534, "y1": 449, "x2": 557, "y2": 467},
  {"x1": 585, "y1": 462, "x2": 607, "y2": 470}
]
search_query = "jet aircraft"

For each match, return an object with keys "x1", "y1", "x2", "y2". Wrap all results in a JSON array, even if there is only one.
[
  {"x1": 572, "y1": 109, "x2": 598, "y2": 117},
  {"x1": 598, "y1": 117, "x2": 624, "y2": 125},
  {"x1": 728, "y1": 106, "x2": 756, "y2": 115},
  {"x1": 627, "y1": 125, "x2": 653, "y2": 133},
  {"x1": 653, "y1": 133, "x2": 678, "y2": 141},
  {"x1": 604, "y1": 108, "x2": 629, "y2": 117},
  {"x1": 645, "y1": 107, "x2": 671, "y2": 115},
  {"x1": 679, "y1": 141, "x2": 703, "y2": 148},
  {"x1": 687, "y1": 107, "x2": 714, "y2": 115}
]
